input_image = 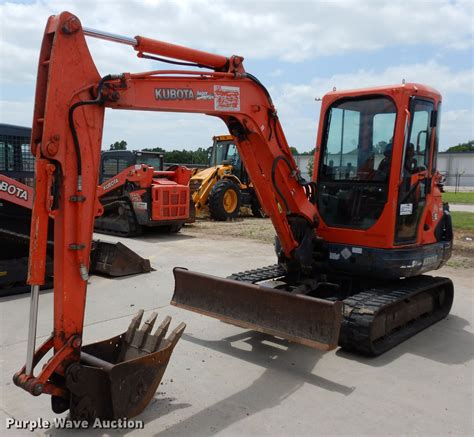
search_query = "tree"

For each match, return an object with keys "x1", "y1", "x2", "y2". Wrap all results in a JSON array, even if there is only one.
[
  {"x1": 446, "y1": 140, "x2": 474, "y2": 152},
  {"x1": 307, "y1": 156, "x2": 314, "y2": 177},
  {"x1": 300, "y1": 148, "x2": 315, "y2": 156},
  {"x1": 289, "y1": 146, "x2": 299, "y2": 155},
  {"x1": 143, "y1": 146, "x2": 210, "y2": 164},
  {"x1": 109, "y1": 140, "x2": 127, "y2": 150}
]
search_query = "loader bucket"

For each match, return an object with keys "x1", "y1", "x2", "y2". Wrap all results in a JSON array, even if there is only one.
[
  {"x1": 90, "y1": 241, "x2": 153, "y2": 277},
  {"x1": 64, "y1": 310, "x2": 185, "y2": 421},
  {"x1": 171, "y1": 268, "x2": 342, "y2": 350}
]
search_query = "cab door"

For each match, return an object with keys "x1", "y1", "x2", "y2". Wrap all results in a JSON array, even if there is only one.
[{"x1": 394, "y1": 97, "x2": 436, "y2": 244}]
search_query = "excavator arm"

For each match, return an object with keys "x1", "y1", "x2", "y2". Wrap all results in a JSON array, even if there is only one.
[{"x1": 13, "y1": 12, "x2": 185, "y2": 420}]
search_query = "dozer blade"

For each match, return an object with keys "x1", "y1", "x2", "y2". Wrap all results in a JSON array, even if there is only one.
[
  {"x1": 64, "y1": 310, "x2": 185, "y2": 421},
  {"x1": 90, "y1": 241, "x2": 153, "y2": 277},
  {"x1": 171, "y1": 267, "x2": 342, "y2": 350}
]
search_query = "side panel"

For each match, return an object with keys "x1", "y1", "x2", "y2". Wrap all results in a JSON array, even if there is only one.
[
  {"x1": 151, "y1": 184, "x2": 189, "y2": 221},
  {"x1": 0, "y1": 174, "x2": 33, "y2": 209}
]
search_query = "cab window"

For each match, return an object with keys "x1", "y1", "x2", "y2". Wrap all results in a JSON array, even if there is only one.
[
  {"x1": 316, "y1": 96, "x2": 397, "y2": 230},
  {"x1": 320, "y1": 97, "x2": 396, "y2": 183},
  {"x1": 137, "y1": 154, "x2": 163, "y2": 170}
]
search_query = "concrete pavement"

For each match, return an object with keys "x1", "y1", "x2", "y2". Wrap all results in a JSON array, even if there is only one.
[
  {"x1": 449, "y1": 203, "x2": 474, "y2": 213},
  {"x1": 1, "y1": 230, "x2": 473, "y2": 436}
]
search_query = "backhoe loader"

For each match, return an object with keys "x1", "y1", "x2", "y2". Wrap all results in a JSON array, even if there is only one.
[
  {"x1": 15, "y1": 12, "x2": 453, "y2": 422},
  {"x1": 191, "y1": 135, "x2": 265, "y2": 220}
]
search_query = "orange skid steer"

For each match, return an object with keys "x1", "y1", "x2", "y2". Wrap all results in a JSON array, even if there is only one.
[{"x1": 96, "y1": 162, "x2": 192, "y2": 236}]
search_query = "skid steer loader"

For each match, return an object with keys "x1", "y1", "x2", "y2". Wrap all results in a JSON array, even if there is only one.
[
  {"x1": 0, "y1": 124, "x2": 152, "y2": 295},
  {"x1": 96, "y1": 149, "x2": 192, "y2": 236}
]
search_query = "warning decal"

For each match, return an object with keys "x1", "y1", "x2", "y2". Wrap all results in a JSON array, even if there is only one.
[
  {"x1": 214, "y1": 85, "x2": 240, "y2": 111},
  {"x1": 400, "y1": 203, "x2": 413, "y2": 216}
]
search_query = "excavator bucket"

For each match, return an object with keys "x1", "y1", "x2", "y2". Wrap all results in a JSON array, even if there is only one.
[
  {"x1": 172, "y1": 268, "x2": 342, "y2": 350},
  {"x1": 90, "y1": 241, "x2": 153, "y2": 277},
  {"x1": 64, "y1": 310, "x2": 185, "y2": 421}
]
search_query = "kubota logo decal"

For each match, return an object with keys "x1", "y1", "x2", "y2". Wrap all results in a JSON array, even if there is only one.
[
  {"x1": 103, "y1": 178, "x2": 119, "y2": 191},
  {"x1": 155, "y1": 88, "x2": 195, "y2": 100},
  {"x1": 0, "y1": 180, "x2": 28, "y2": 201},
  {"x1": 214, "y1": 85, "x2": 240, "y2": 111}
]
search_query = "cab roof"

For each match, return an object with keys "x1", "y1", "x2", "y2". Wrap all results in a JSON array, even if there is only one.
[{"x1": 324, "y1": 83, "x2": 441, "y2": 101}]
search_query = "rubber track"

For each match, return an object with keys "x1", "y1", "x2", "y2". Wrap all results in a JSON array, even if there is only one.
[
  {"x1": 94, "y1": 200, "x2": 141, "y2": 237},
  {"x1": 227, "y1": 264, "x2": 286, "y2": 283},
  {"x1": 339, "y1": 275, "x2": 453, "y2": 356}
]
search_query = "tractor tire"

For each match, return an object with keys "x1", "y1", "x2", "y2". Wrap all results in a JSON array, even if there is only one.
[
  {"x1": 208, "y1": 179, "x2": 242, "y2": 221},
  {"x1": 251, "y1": 195, "x2": 266, "y2": 218}
]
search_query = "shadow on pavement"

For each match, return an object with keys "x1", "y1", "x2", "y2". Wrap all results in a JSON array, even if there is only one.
[
  {"x1": 150, "y1": 331, "x2": 354, "y2": 436},
  {"x1": 132, "y1": 231, "x2": 196, "y2": 244}
]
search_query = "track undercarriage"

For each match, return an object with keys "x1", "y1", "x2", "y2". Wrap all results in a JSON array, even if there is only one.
[
  {"x1": 94, "y1": 198, "x2": 183, "y2": 237},
  {"x1": 229, "y1": 265, "x2": 454, "y2": 355},
  {"x1": 94, "y1": 199, "x2": 142, "y2": 237},
  {"x1": 173, "y1": 264, "x2": 454, "y2": 356}
]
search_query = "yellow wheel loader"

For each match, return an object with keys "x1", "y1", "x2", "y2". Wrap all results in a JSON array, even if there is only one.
[{"x1": 191, "y1": 135, "x2": 265, "y2": 220}]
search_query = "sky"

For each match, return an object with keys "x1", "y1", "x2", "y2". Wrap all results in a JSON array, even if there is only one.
[{"x1": 0, "y1": 0, "x2": 472, "y2": 152}]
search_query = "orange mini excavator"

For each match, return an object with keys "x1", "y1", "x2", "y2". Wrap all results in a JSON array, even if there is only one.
[{"x1": 15, "y1": 12, "x2": 453, "y2": 421}]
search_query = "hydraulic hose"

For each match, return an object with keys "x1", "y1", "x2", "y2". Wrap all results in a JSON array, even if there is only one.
[{"x1": 68, "y1": 74, "x2": 121, "y2": 191}]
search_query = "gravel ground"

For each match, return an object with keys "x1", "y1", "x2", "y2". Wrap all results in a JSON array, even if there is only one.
[{"x1": 184, "y1": 217, "x2": 474, "y2": 269}]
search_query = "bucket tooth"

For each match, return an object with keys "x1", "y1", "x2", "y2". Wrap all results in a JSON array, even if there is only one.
[
  {"x1": 65, "y1": 310, "x2": 185, "y2": 421},
  {"x1": 167, "y1": 322, "x2": 186, "y2": 348},
  {"x1": 171, "y1": 267, "x2": 342, "y2": 350},
  {"x1": 122, "y1": 312, "x2": 159, "y2": 361},
  {"x1": 143, "y1": 316, "x2": 172, "y2": 353},
  {"x1": 123, "y1": 309, "x2": 144, "y2": 345}
]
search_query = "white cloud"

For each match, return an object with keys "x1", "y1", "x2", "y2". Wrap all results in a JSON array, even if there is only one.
[
  {"x1": 0, "y1": 100, "x2": 33, "y2": 126},
  {"x1": 1, "y1": 0, "x2": 473, "y2": 84},
  {"x1": 270, "y1": 60, "x2": 474, "y2": 150},
  {"x1": 0, "y1": 1, "x2": 472, "y2": 150},
  {"x1": 441, "y1": 109, "x2": 474, "y2": 148},
  {"x1": 0, "y1": 98, "x2": 226, "y2": 150},
  {"x1": 102, "y1": 109, "x2": 225, "y2": 150},
  {"x1": 276, "y1": 60, "x2": 474, "y2": 103}
]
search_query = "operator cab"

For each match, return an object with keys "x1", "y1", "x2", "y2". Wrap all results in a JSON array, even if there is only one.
[
  {"x1": 100, "y1": 150, "x2": 164, "y2": 183},
  {"x1": 315, "y1": 84, "x2": 443, "y2": 249},
  {"x1": 209, "y1": 135, "x2": 247, "y2": 183}
]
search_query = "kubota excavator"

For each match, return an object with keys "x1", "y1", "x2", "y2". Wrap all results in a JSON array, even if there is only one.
[{"x1": 15, "y1": 11, "x2": 453, "y2": 421}]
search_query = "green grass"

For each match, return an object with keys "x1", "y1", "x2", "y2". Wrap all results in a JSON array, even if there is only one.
[
  {"x1": 451, "y1": 211, "x2": 474, "y2": 231},
  {"x1": 443, "y1": 192, "x2": 474, "y2": 204}
]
